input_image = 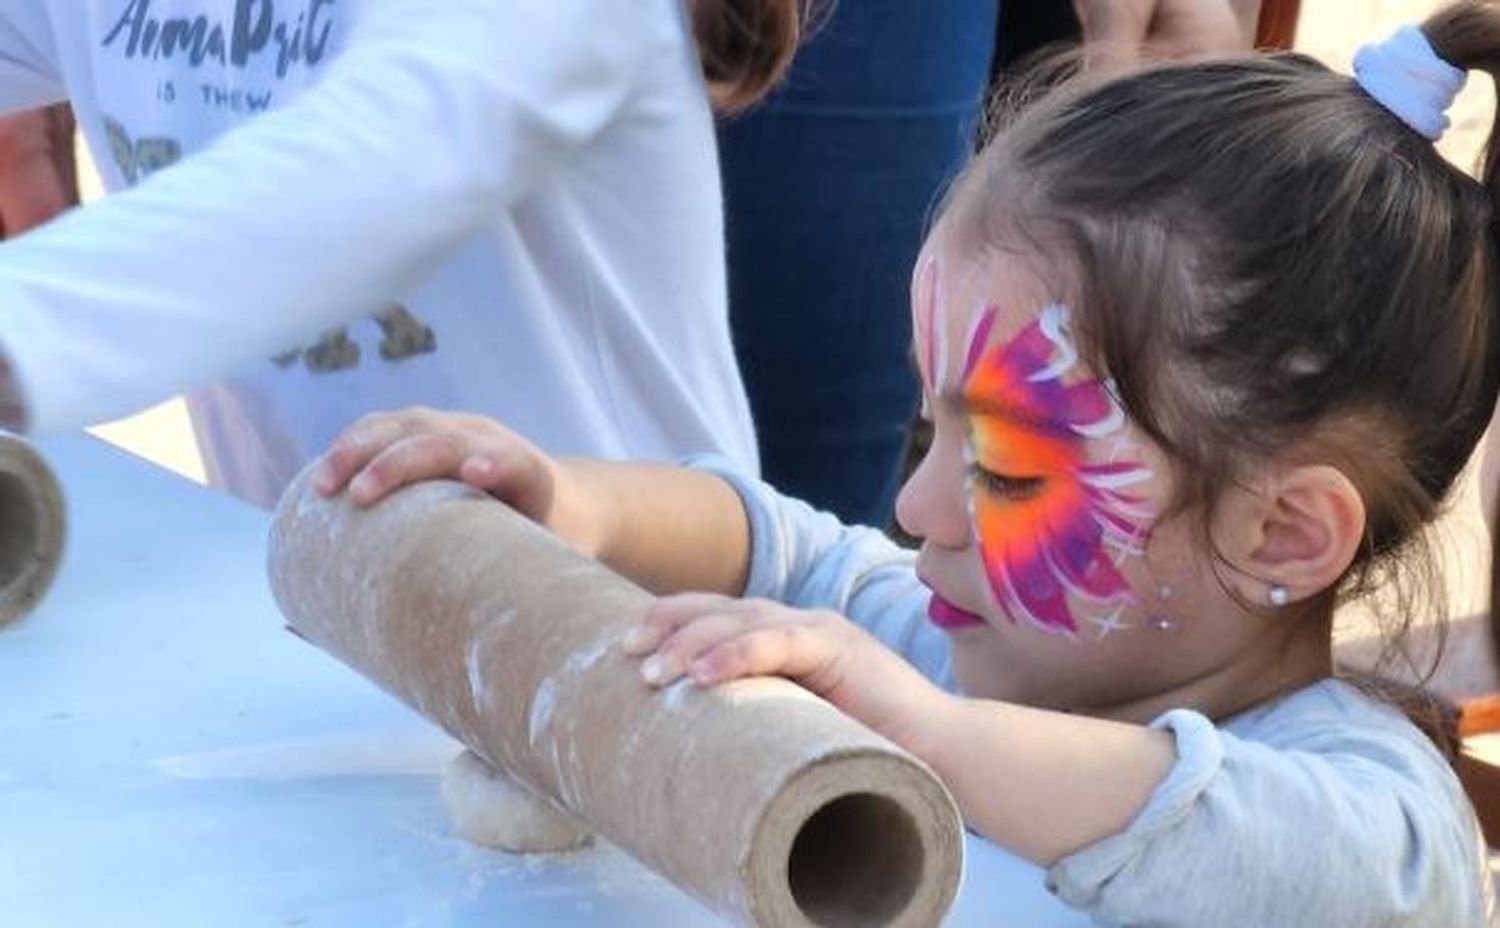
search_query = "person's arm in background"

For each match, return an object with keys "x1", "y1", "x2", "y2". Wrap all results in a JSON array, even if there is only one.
[
  {"x1": 0, "y1": 105, "x2": 67, "y2": 428},
  {"x1": 0, "y1": 104, "x2": 76, "y2": 239},
  {"x1": 0, "y1": 8, "x2": 70, "y2": 429},
  {"x1": 1073, "y1": 0, "x2": 1262, "y2": 61},
  {"x1": 0, "y1": 0, "x2": 659, "y2": 433},
  {"x1": 0, "y1": 104, "x2": 79, "y2": 430}
]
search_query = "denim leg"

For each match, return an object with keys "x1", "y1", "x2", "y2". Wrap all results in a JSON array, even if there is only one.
[{"x1": 720, "y1": 0, "x2": 1000, "y2": 528}]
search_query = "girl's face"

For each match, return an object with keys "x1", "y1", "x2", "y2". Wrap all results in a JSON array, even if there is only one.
[{"x1": 898, "y1": 237, "x2": 1273, "y2": 717}]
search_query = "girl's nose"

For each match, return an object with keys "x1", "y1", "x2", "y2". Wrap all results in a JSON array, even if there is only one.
[{"x1": 894, "y1": 439, "x2": 970, "y2": 549}]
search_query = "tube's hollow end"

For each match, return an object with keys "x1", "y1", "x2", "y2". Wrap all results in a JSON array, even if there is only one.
[
  {"x1": 788, "y1": 792, "x2": 925, "y2": 927},
  {"x1": 0, "y1": 443, "x2": 65, "y2": 628},
  {"x1": 749, "y1": 751, "x2": 963, "y2": 928}
]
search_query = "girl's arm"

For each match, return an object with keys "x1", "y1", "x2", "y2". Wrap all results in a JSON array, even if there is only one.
[
  {"x1": 632, "y1": 596, "x2": 1484, "y2": 925},
  {"x1": 317, "y1": 408, "x2": 754, "y2": 598},
  {"x1": 318, "y1": 408, "x2": 959, "y2": 685},
  {"x1": 0, "y1": 0, "x2": 660, "y2": 431},
  {"x1": 318, "y1": 409, "x2": 955, "y2": 682},
  {"x1": 918, "y1": 697, "x2": 1175, "y2": 863},
  {"x1": 568, "y1": 456, "x2": 752, "y2": 598},
  {"x1": 629, "y1": 591, "x2": 1176, "y2": 864}
]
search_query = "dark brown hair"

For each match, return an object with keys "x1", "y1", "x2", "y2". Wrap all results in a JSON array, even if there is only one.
[
  {"x1": 689, "y1": 0, "x2": 806, "y2": 112},
  {"x1": 943, "y1": 0, "x2": 1500, "y2": 683}
]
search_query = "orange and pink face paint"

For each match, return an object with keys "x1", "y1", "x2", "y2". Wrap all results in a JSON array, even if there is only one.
[{"x1": 913, "y1": 257, "x2": 1155, "y2": 638}]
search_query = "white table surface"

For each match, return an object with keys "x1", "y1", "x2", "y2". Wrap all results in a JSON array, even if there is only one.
[{"x1": 0, "y1": 434, "x2": 1093, "y2": 927}]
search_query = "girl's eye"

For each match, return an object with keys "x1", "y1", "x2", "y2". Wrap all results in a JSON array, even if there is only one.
[{"x1": 971, "y1": 466, "x2": 1045, "y2": 502}]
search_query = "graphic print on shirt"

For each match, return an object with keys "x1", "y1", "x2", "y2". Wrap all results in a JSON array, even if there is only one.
[
  {"x1": 95, "y1": 0, "x2": 438, "y2": 371},
  {"x1": 102, "y1": 0, "x2": 338, "y2": 103},
  {"x1": 104, "y1": 117, "x2": 181, "y2": 184},
  {"x1": 271, "y1": 305, "x2": 437, "y2": 371},
  {"x1": 962, "y1": 303, "x2": 1155, "y2": 639}
]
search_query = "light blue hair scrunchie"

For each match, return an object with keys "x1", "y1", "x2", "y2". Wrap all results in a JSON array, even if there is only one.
[{"x1": 1353, "y1": 25, "x2": 1466, "y2": 140}]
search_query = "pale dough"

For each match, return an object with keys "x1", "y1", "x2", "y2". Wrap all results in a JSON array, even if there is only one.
[{"x1": 440, "y1": 749, "x2": 592, "y2": 853}]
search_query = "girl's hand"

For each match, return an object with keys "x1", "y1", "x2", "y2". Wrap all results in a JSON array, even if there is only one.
[
  {"x1": 313, "y1": 407, "x2": 604, "y2": 556},
  {"x1": 622, "y1": 592, "x2": 954, "y2": 754}
]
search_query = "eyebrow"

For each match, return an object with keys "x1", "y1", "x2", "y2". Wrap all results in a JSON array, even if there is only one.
[{"x1": 939, "y1": 389, "x2": 1071, "y2": 438}]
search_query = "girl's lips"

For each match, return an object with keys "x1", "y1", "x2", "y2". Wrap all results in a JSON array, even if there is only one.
[{"x1": 927, "y1": 593, "x2": 987, "y2": 630}]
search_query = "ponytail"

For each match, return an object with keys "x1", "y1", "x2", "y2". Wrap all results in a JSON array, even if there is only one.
[
  {"x1": 1425, "y1": 1, "x2": 1500, "y2": 687},
  {"x1": 688, "y1": 0, "x2": 805, "y2": 113},
  {"x1": 1422, "y1": 3, "x2": 1500, "y2": 734},
  {"x1": 1425, "y1": 1, "x2": 1500, "y2": 183}
]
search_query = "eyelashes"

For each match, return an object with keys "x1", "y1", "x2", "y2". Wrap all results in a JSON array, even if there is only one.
[{"x1": 970, "y1": 464, "x2": 1045, "y2": 503}]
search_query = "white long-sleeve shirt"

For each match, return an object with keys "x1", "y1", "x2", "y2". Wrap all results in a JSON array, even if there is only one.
[
  {"x1": 695, "y1": 455, "x2": 1493, "y2": 927},
  {"x1": 0, "y1": 0, "x2": 759, "y2": 507}
]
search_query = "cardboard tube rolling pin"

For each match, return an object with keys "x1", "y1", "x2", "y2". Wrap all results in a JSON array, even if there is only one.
[
  {"x1": 268, "y1": 470, "x2": 964, "y2": 928},
  {"x1": 0, "y1": 432, "x2": 64, "y2": 629}
]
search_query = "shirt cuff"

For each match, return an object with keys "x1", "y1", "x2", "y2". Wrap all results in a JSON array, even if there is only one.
[
  {"x1": 681, "y1": 452, "x2": 779, "y2": 599},
  {"x1": 1047, "y1": 708, "x2": 1225, "y2": 908}
]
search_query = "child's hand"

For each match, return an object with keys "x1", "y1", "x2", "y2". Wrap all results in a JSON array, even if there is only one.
[
  {"x1": 622, "y1": 592, "x2": 954, "y2": 754},
  {"x1": 313, "y1": 407, "x2": 604, "y2": 555},
  {"x1": 315, "y1": 406, "x2": 552, "y2": 504}
]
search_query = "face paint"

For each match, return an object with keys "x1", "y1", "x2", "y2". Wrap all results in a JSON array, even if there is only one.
[
  {"x1": 961, "y1": 303, "x2": 1155, "y2": 638},
  {"x1": 912, "y1": 254, "x2": 947, "y2": 399}
]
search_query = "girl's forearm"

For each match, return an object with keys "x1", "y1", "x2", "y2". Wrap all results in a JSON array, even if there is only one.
[
  {"x1": 918, "y1": 696, "x2": 1176, "y2": 864},
  {"x1": 563, "y1": 459, "x2": 751, "y2": 597}
]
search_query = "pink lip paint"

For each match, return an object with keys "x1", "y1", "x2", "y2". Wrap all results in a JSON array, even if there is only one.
[{"x1": 927, "y1": 593, "x2": 987, "y2": 630}]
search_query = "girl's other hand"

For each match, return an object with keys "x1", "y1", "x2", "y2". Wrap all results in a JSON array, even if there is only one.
[
  {"x1": 622, "y1": 592, "x2": 954, "y2": 754},
  {"x1": 312, "y1": 407, "x2": 607, "y2": 553},
  {"x1": 314, "y1": 406, "x2": 552, "y2": 505}
]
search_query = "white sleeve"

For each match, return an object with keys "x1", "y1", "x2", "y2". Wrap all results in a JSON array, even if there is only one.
[
  {"x1": 0, "y1": 10, "x2": 66, "y2": 112},
  {"x1": 0, "y1": 0, "x2": 657, "y2": 431}
]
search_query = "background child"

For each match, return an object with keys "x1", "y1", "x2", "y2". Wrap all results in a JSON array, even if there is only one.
[
  {"x1": 0, "y1": 0, "x2": 801, "y2": 507},
  {"x1": 315, "y1": 2, "x2": 1500, "y2": 923}
]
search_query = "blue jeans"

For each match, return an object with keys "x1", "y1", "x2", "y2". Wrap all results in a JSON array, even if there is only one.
[{"x1": 719, "y1": 1, "x2": 1000, "y2": 528}]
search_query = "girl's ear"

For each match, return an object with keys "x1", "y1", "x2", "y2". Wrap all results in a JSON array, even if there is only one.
[{"x1": 1211, "y1": 465, "x2": 1366, "y2": 608}]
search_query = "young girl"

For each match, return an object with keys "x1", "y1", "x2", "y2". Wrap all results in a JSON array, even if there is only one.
[
  {"x1": 0, "y1": 0, "x2": 800, "y2": 507},
  {"x1": 315, "y1": 3, "x2": 1499, "y2": 923}
]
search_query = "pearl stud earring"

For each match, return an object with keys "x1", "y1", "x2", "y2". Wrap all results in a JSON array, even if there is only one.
[
  {"x1": 1150, "y1": 587, "x2": 1177, "y2": 631},
  {"x1": 1268, "y1": 584, "x2": 1291, "y2": 608}
]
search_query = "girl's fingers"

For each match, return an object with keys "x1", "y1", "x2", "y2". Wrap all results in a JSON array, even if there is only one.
[
  {"x1": 628, "y1": 598, "x2": 847, "y2": 693},
  {"x1": 642, "y1": 611, "x2": 755, "y2": 686},
  {"x1": 458, "y1": 442, "x2": 554, "y2": 522},
  {"x1": 316, "y1": 409, "x2": 553, "y2": 512},
  {"x1": 623, "y1": 593, "x2": 738, "y2": 656},
  {"x1": 345, "y1": 432, "x2": 469, "y2": 506},
  {"x1": 314, "y1": 412, "x2": 422, "y2": 496},
  {"x1": 691, "y1": 623, "x2": 841, "y2": 688}
]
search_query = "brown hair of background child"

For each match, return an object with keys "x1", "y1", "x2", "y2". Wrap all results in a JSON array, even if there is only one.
[
  {"x1": 689, "y1": 0, "x2": 809, "y2": 112},
  {"x1": 944, "y1": 0, "x2": 1500, "y2": 695}
]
